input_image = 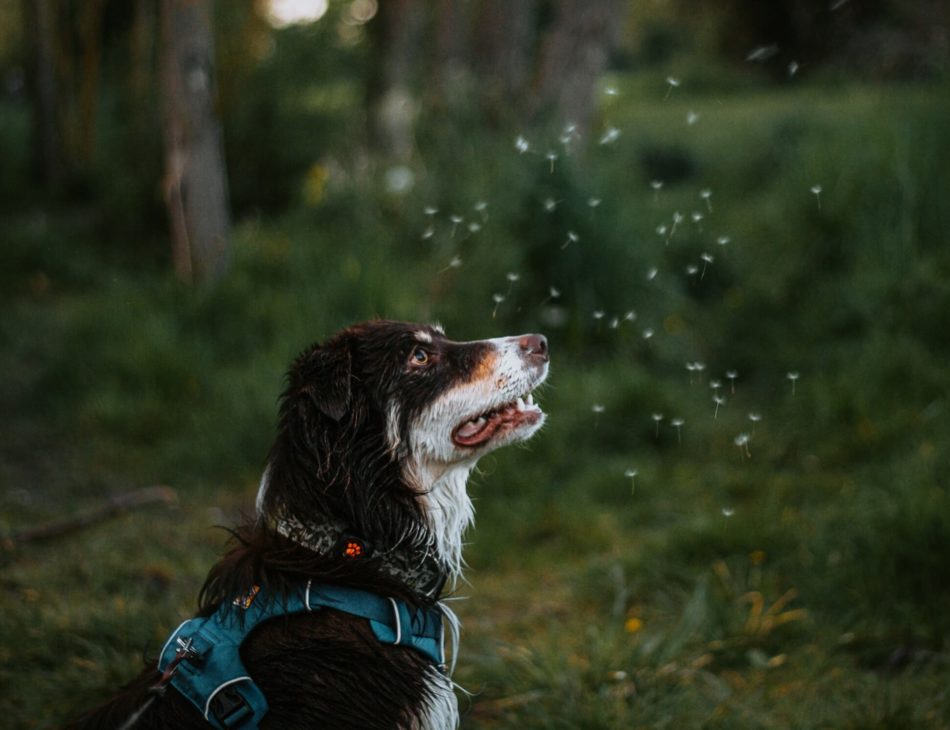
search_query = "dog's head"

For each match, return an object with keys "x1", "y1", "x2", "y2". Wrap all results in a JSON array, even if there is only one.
[{"x1": 258, "y1": 321, "x2": 549, "y2": 574}]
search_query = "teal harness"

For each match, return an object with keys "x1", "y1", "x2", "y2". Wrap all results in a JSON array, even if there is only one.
[{"x1": 157, "y1": 581, "x2": 445, "y2": 728}]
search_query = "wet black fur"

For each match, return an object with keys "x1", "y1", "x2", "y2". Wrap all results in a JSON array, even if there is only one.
[{"x1": 68, "y1": 321, "x2": 494, "y2": 729}]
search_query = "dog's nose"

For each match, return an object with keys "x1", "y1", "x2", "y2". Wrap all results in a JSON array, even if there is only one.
[{"x1": 519, "y1": 334, "x2": 549, "y2": 363}]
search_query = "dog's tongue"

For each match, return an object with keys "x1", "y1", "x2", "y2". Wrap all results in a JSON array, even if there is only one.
[{"x1": 453, "y1": 413, "x2": 504, "y2": 446}]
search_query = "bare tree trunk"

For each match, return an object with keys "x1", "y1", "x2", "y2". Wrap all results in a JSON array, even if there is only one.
[
  {"x1": 160, "y1": 0, "x2": 231, "y2": 285},
  {"x1": 367, "y1": 0, "x2": 425, "y2": 161},
  {"x1": 533, "y1": 0, "x2": 624, "y2": 137},
  {"x1": 23, "y1": 0, "x2": 64, "y2": 189},
  {"x1": 472, "y1": 0, "x2": 538, "y2": 116}
]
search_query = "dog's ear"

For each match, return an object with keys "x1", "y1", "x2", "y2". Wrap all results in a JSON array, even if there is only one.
[{"x1": 297, "y1": 340, "x2": 353, "y2": 422}]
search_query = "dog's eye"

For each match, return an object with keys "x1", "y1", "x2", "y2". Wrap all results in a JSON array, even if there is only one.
[{"x1": 410, "y1": 348, "x2": 429, "y2": 366}]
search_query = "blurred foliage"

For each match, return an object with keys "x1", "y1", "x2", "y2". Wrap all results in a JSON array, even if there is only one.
[{"x1": 1, "y1": 1, "x2": 950, "y2": 727}]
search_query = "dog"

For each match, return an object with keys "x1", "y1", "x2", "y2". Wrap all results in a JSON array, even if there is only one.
[{"x1": 70, "y1": 320, "x2": 549, "y2": 729}]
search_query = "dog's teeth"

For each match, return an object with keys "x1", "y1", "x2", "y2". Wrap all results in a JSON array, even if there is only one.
[
  {"x1": 526, "y1": 393, "x2": 534, "y2": 406},
  {"x1": 516, "y1": 396, "x2": 526, "y2": 412}
]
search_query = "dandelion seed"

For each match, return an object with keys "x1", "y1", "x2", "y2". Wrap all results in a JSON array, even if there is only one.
[
  {"x1": 604, "y1": 85, "x2": 619, "y2": 97},
  {"x1": 588, "y1": 197, "x2": 602, "y2": 208},
  {"x1": 439, "y1": 256, "x2": 462, "y2": 272},
  {"x1": 506, "y1": 272, "x2": 520, "y2": 283},
  {"x1": 562, "y1": 230, "x2": 579, "y2": 249},
  {"x1": 646, "y1": 267, "x2": 658, "y2": 281},
  {"x1": 726, "y1": 370, "x2": 738, "y2": 394},
  {"x1": 671, "y1": 417, "x2": 685, "y2": 443},
  {"x1": 650, "y1": 180, "x2": 664, "y2": 191},
  {"x1": 713, "y1": 395, "x2": 726, "y2": 419},
  {"x1": 788, "y1": 60, "x2": 799, "y2": 77},
  {"x1": 468, "y1": 222, "x2": 481, "y2": 233},
  {"x1": 746, "y1": 44, "x2": 779, "y2": 62},
  {"x1": 421, "y1": 227, "x2": 434, "y2": 240},
  {"x1": 609, "y1": 316, "x2": 620, "y2": 329},
  {"x1": 592, "y1": 404, "x2": 606, "y2": 413},
  {"x1": 549, "y1": 286, "x2": 561, "y2": 299},
  {"x1": 709, "y1": 380, "x2": 722, "y2": 394},
  {"x1": 687, "y1": 110, "x2": 699, "y2": 126},
  {"x1": 423, "y1": 206, "x2": 439, "y2": 216},
  {"x1": 722, "y1": 507, "x2": 735, "y2": 517},
  {"x1": 787, "y1": 371, "x2": 800, "y2": 396},
  {"x1": 717, "y1": 235, "x2": 731, "y2": 247},
  {"x1": 449, "y1": 214, "x2": 464, "y2": 237},
  {"x1": 700, "y1": 188, "x2": 713, "y2": 211},
  {"x1": 686, "y1": 264, "x2": 699, "y2": 276},
  {"x1": 665, "y1": 76, "x2": 681, "y2": 99},
  {"x1": 599, "y1": 127, "x2": 621, "y2": 145},
  {"x1": 515, "y1": 135, "x2": 530, "y2": 154},
  {"x1": 623, "y1": 310, "x2": 637, "y2": 322},
  {"x1": 642, "y1": 328, "x2": 655, "y2": 339},
  {"x1": 624, "y1": 468, "x2": 638, "y2": 493},
  {"x1": 734, "y1": 433, "x2": 751, "y2": 460},
  {"x1": 748, "y1": 412, "x2": 762, "y2": 434},
  {"x1": 546, "y1": 150, "x2": 558, "y2": 173},
  {"x1": 560, "y1": 123, "x2": 579, "y2": 146},
  {"x1": 652, "y1": 413, "x2": 664, "y2": 437},
  {"x1": 474, "y1": 200, "x2": 488, "y2": 221},
  {"x1": 543, "y1": 198, "x2": 558, "y2": 213},
  {"x1": 491, "y1": 293, "x2": 505, "y2": 319},
  {"x1": 593, "y1": 310, "x2": 605, "y2": 321},
  {"x1": 656, "y1": 224, "x2": 668, "y2": 236},
  {"x1": 700, "y1": 252, "x2": 714, "y2": 279},
  {"x1": 810, "y1": 185, "x2": 823, "y2": 211}
]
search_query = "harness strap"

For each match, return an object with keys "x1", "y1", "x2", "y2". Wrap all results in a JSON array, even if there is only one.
[{"x1": 158, "y1": 583, "x2": 444, "y2": 728}]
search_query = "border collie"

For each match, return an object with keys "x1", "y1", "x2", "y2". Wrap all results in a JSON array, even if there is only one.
[{"x1": 70, "y1": 320, "x2": 549, "y2": 729}]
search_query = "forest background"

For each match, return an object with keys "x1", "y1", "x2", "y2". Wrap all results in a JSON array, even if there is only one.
[{"x1": 1, "y1": 0, "x2": 949, "y2": 726}]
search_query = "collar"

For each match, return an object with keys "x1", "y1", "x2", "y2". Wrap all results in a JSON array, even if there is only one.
[{"x1": 275, "y1": 515, "x2": 447, "y2": 601}]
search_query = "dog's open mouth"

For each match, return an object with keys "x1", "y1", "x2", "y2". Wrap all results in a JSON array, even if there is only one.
[{"x1": 452, "y1": 392, "x2": 543, "y2": 448}]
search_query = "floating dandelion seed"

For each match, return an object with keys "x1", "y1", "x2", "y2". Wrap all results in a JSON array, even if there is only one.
[
  {"x1": 652, "y1": 413, "x2": 664, "y2": 437},
  {"x1": 624, "y1": 468, "x2": 638, "y2": 493},
  {"x1": 670, "y1": 418, "x2": 685, "y2": 443},
  {"x1": 562, "y1": 230, "x2": 579, "y2": 249},
  {"x1": 748, "y1": 412, "x2": 762, "y2": 434},
  {"x1": 810, "y1": 184, "x2": 823, "y2": 210},
  {"x1": 491, "y1": 293, "x2": 505, "y2": 319},
  {"x1": 687, "y1": 110, "x2": 699, "y2": 126},
  {"x1": 421, "y1": 227, "x2": 434, "y2": 240},
  {"x1": 787, "y1": 371, "x2": 800, "y2": 395},
  {"x1": 700, "y1": 252, "x2": 714, "y2": 279},
  {"x1": 717, "y1": 235, "x2": 731, "y2": 247},
  {"x1": 722, "y1": 507, "x2": 735, "y2": 517},
  {"x1": 515, "y1": 135, "x2": 530, "y2": 154},
  {"x1": 623, "y1": 310, "x2": 637, "y2": 322},
  {"x1": 746, "y1": 45, "x2": 779, "y2": 62},
  {"x1": 473, "y1": 200, "x2": 488, "y2": 221},
  {"x1": 642, "y1": 328, "x2": 655, "y2": 339},
  {"x1": 710, "y1": 380, "x2": 722, "y2": 394},
  {"x1": 423, "y1": 206, "x2": 438, "y2": 216},
  {"x1": 734, "y1": 433, "x2": 751, "y2": 460},
  {"x1": 549, "y1": 286, "x2": 561, "y2": 299},
  {"x1": 588, "y1": 197, "x2": 602, "y2": 208},
  {"x1": 667, "y1": 211, "x2": 684, "y2": 243},
  {"x1": 609, "y1": 317, "x2": 620, "y2": 329},
  {"x1": 599, "y1": 127, "x2": 621, "y2": 145},
  {"x1": 656, "y1": 224, "x2": 668, "y2": 236},
  {"x1": 726, "y1": 370, "x2": 738, "y2": 393},
  {"x1": 543, "y1": 198, "x2": 558, "y2": 213},
  {"x1": 686, "y1": 264, "x2": 699, "y2": 277},
  {"x1": 468, "y1": 222, "x2": 481, "y2": 233},
  {"x1": 646, "y1": 267, "x2": 658, "y2": 281},
  {"x1": 665, "y1": 76, "x2": 681, "y2": 99},
  {"x1": 593, "y1": 310, "x2": 605, "y2": 321},
  {"x1": 506, "y1": 272, "x2": 520, "y2": 283},
  {"x1": 439, "y1": 255, "x2": 462, "y2": 272},
  {"x1": 788, "y1": 60, "x2": 800, "y2": 77},
  {"x1": 546, "y1": 150, "x2": 558, "y2": 173},
  {"x1": 449, "y1": 214, "x2": 464, "y2": 237},
  {"x1": 713, "y1": 395, "x2": 726, "y2": 419},
  {"x1": 700, "y1": 188, "x2": 713, "y2": 211},
  {"x1": 650, "y1": 180, "x2": 664, "y2": 191},
  {"x1": 604, "y1": 85, "x2": 619, "y2": 96},
  {"x1": 592, "y1": 403, "x2": 605, "y2": 426},
  {"x1": 559, "y1": 123, "x2": 579, "y2": 145}
]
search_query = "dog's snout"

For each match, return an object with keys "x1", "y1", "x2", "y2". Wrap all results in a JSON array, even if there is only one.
[{"x1": 519, "y1": 334, "x2": 549, "y2": 363}]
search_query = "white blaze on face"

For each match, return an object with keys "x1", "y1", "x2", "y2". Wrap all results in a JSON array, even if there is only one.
[{"x1": 406, "y1": 335, "x2": 548, "y2": 576}]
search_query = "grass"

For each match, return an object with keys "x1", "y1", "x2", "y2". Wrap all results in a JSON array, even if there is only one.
[{"x1": 1, "y1": 79, "x2": 949, "y2": 728}]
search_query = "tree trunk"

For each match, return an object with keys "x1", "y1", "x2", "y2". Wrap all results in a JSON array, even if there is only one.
[
  {"x1": 23, "y1": 0, "x2": 64, "y2": 189},
  {"x1": 472, "y1": 0, "x2": 538, "y2": 117},
  {"x1": 160, "y1": 0, "x2": 231, "y2": 285},
  {"x1": 533, "y1": 0, "x2": 624, "y2": 137}
]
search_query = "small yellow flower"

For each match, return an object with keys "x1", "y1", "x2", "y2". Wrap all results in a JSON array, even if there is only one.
[{"x1": 624, "y1": 617, "x2": 644, "y2": 634}]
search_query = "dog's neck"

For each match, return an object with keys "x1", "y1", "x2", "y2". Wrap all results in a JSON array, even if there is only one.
[{"x1": 410, "y1": 460, "x2": 476, "y2": 581}]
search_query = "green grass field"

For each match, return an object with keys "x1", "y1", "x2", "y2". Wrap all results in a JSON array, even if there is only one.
[{"x1": 2, "y1": 80, "x2": 949, "y2": 728}]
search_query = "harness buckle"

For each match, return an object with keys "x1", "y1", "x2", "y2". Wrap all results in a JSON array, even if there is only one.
[{"x1": 209, "y1": 685, "x2": 254, "y2": 727}]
